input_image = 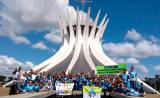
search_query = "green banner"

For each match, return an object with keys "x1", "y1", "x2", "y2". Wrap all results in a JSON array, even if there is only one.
[{"x1": 96, "y1": 64, "x2": 126, "y2": 75}]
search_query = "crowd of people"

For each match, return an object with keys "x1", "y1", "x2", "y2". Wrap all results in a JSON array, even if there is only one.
[{"x1": 11, "y1": 66, "x2": 144, "y2": 96}]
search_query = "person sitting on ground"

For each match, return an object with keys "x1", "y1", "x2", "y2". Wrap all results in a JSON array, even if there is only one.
[
  {"x1": 23, "y1": 80, "x2": 35, "y2": 93},
  {"x1": 34, "y1": 82, "x2": 40, "y2": 92},
  {"x1": 138, "y1": 83, "x2": 144, "y2": 96},
  {"x1": 118, "y1": 83, "x2": 130, "y2": 94},
  {"x1": 46, "y1": 81, "x2": 53, "y2": 91},
  {"x1": 41, "y1": 81, "x2": 53, "y2": 91},
  {"x1": 17, "y1": 79, "x2": 25, "y2": 94}
]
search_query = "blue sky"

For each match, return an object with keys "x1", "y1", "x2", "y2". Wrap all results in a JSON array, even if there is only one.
[{"x1": 0, "y1": 0, "x2": 160, "y2": 78}]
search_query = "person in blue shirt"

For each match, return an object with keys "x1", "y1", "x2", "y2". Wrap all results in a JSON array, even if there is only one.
[
  {"x1": 107, "y1": 79, "x2": 113, "y2": 92},
  {"x1": 74, "y1": 76, "x2": 81, "y2": 90},
  {"x1": 121, "y1": 69, "x2": 130, "y2": 89},
  {"x1": 34, "y1": 82, "x2": 40, "y2": 92},
  {"x1": 100, "y1": 80, "x2": 106, "y2": 89},
  {"x1": 23, "y1": 80, "x2": 35, "y2": 93},
  {"x1": 129, "y1": 66, "x2": 137, "y2": 89},
  {"x1": 86, "y1": 79, "x2": 92, "y2": 86},
  {"x1": 25, "y1": 73, "x2": 32, "y2": 81},
  {"x1": 118, "y1": 83, "x2": 130, "y2": 94},
  {"x1": 17, "y1": 79, "x2": 25, "y2": 93}
]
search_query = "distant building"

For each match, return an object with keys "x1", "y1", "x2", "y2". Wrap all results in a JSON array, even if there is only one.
[
  {"x1": 145, "y1": 77, "x2": 156, "y2": 84},
  {"x1": 145, "y1": 75, "x2": 160, "y2": 90},
  {"x1": 145, "y1": 75, "x2": 160, "y2": 82},
  {"x1": 155, "y1": 75, "x2": 160, "y2": 79}
]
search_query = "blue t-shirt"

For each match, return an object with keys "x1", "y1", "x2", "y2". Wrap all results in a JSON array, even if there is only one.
[
  {"x1": 23, "y1": 84, "x2": 35, "y2": 92},
  {"x1": 129, "y1": 71, "x2": 137, "y2": 78},
  {"x1": 34, "y1": 85, "x2": 40, "y2": 91},
  {"x1": 122, "y1": 73, "x2": 130, "y2": 83},
  {"x1": 17, "y1": 83, "x2": 24, "y2": 91},
  {"x1": 101, "y1": 82, "x2": 110, "y2": 90},
  {"x1": 26, "y1": 76, "x2": 32, "y2": 81},
  {"x1": 86, "y1": 80, "x2": 92, "y2": 86},
  {"x1": 129, "y1": 71, "x2": 137, "y2": 82}
]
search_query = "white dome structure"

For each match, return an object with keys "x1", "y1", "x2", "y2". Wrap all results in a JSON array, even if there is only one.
[{"x1": 33, "y1": 7, "x2": 117, "y2": 74}]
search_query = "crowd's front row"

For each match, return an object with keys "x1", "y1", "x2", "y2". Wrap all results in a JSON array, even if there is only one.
[{"x1": 11, "y1": 66, "x2": 144, "y2": 96}]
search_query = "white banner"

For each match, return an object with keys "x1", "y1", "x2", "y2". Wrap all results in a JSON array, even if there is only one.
[{"x1": 55, "y1": 83, "x2": 74, "y2": 95}]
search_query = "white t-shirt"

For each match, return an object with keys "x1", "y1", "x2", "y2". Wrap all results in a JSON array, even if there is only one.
[
  {"x1": 32, "y1": 74, "x2": 37, "y2": 80},
  {"x1": 14, "y1": 71, "x2": 20, "y2": 79}
]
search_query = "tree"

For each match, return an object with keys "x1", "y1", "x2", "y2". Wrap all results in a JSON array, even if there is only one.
[
  {"x1": 0, "y1": 75, "x2": 6, "y2": 82},
  {"x1": 8, "y1": 77, "x2": 13, "y2": 82}
]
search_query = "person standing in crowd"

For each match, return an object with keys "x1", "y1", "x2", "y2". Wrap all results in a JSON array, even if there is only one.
[
  {"x1": 12, "y1": 68, "x2": 18, "y2": 80},
  {"x1": 121, "y1": 69, "x2": 130, "y2": 89},
  {"x1": 31, "y1": 71, "x2": 37, "y2": 81},
  {"x1": 36, "y1": 72, "x2": 43, "y2": 82},
  {"x1": 18, "y1": 67, "x2": 25, "y2": 80},
  {"x1": 12, "y1": 68, "x2": 17, "y2": 76},
  {"x1": 12, "y1": 66, "x2": 24, "y2": 81},
  {"x1": 129, "y1": 66, "x2": 137, "y2": 89},
  {"x1": 34, "y1": 82, "x2": 40, "y2": 92},
  {"x1": 91, "y1": 70, "x2": 96, "y2": 76},
  {"x1": 14, "y1": 68, "x2": 20, "y2": 80}
]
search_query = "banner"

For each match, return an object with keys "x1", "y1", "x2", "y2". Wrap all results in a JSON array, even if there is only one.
[
  {"x1": 55, "y1": 83, "x2": 74, "y2": 95},
  {"x1": 96, "y1": 64, "x2": 126, "y2": 75},
  {"x1": 83, "y1": 86, "x2": 102, "y2": 98}
]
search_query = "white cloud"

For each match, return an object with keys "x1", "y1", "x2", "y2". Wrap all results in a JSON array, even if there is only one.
[
  {"x1": 44, "y1": 31, "x2": 62, "y2": 44},
  {"x1": 32, "y1": 41, "x2": 48, "y2": 50},
  {"x1": 126, "y1": 58, "x2": 139, "y2": 64},
  {"x1": 103, "y1": 42, "x2": 136, "y2": 57},
  {"x1": 103, "y1": 39, "x2": 160, "y2": 58},
  {"x1": 112, "y1": 58, "x2": 126, "y2": 64},
  {"x1": 154, "y1": 65, "x2": 160, "y2": 72},
  {"x1": 31, "y1": 41, "x2": 56, "y2": 53},
  {"x1": 0, "y1": 0, "x2": 91, "y2": 45},
  {"x1": 25, "y1": 61, "x2": 35, "y2": 69},
  {"x1": 113, "y1": 57, "x2": 148, "y2": 74},
  {"x1": 150, "y1": 35, "x2": 159, "y2": 43},
  {"x1": 113, "y1": 57, "x2": 139, "y2": 65},
  {"x1": 10, "y1": 36, "x2": 30, "y2": 45},
  {"x1": 0, "y1": 55, "x2": 34, "y2": 76},
  {"x1": 135, "y1": 64, "x2": 149, "y2": 74},
  {"x1": 126, "y1": 29, "x2": 143, "y2": 41},
  {"x1": 103, "y1": 29, "x2": 160, "y2": 74}
]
